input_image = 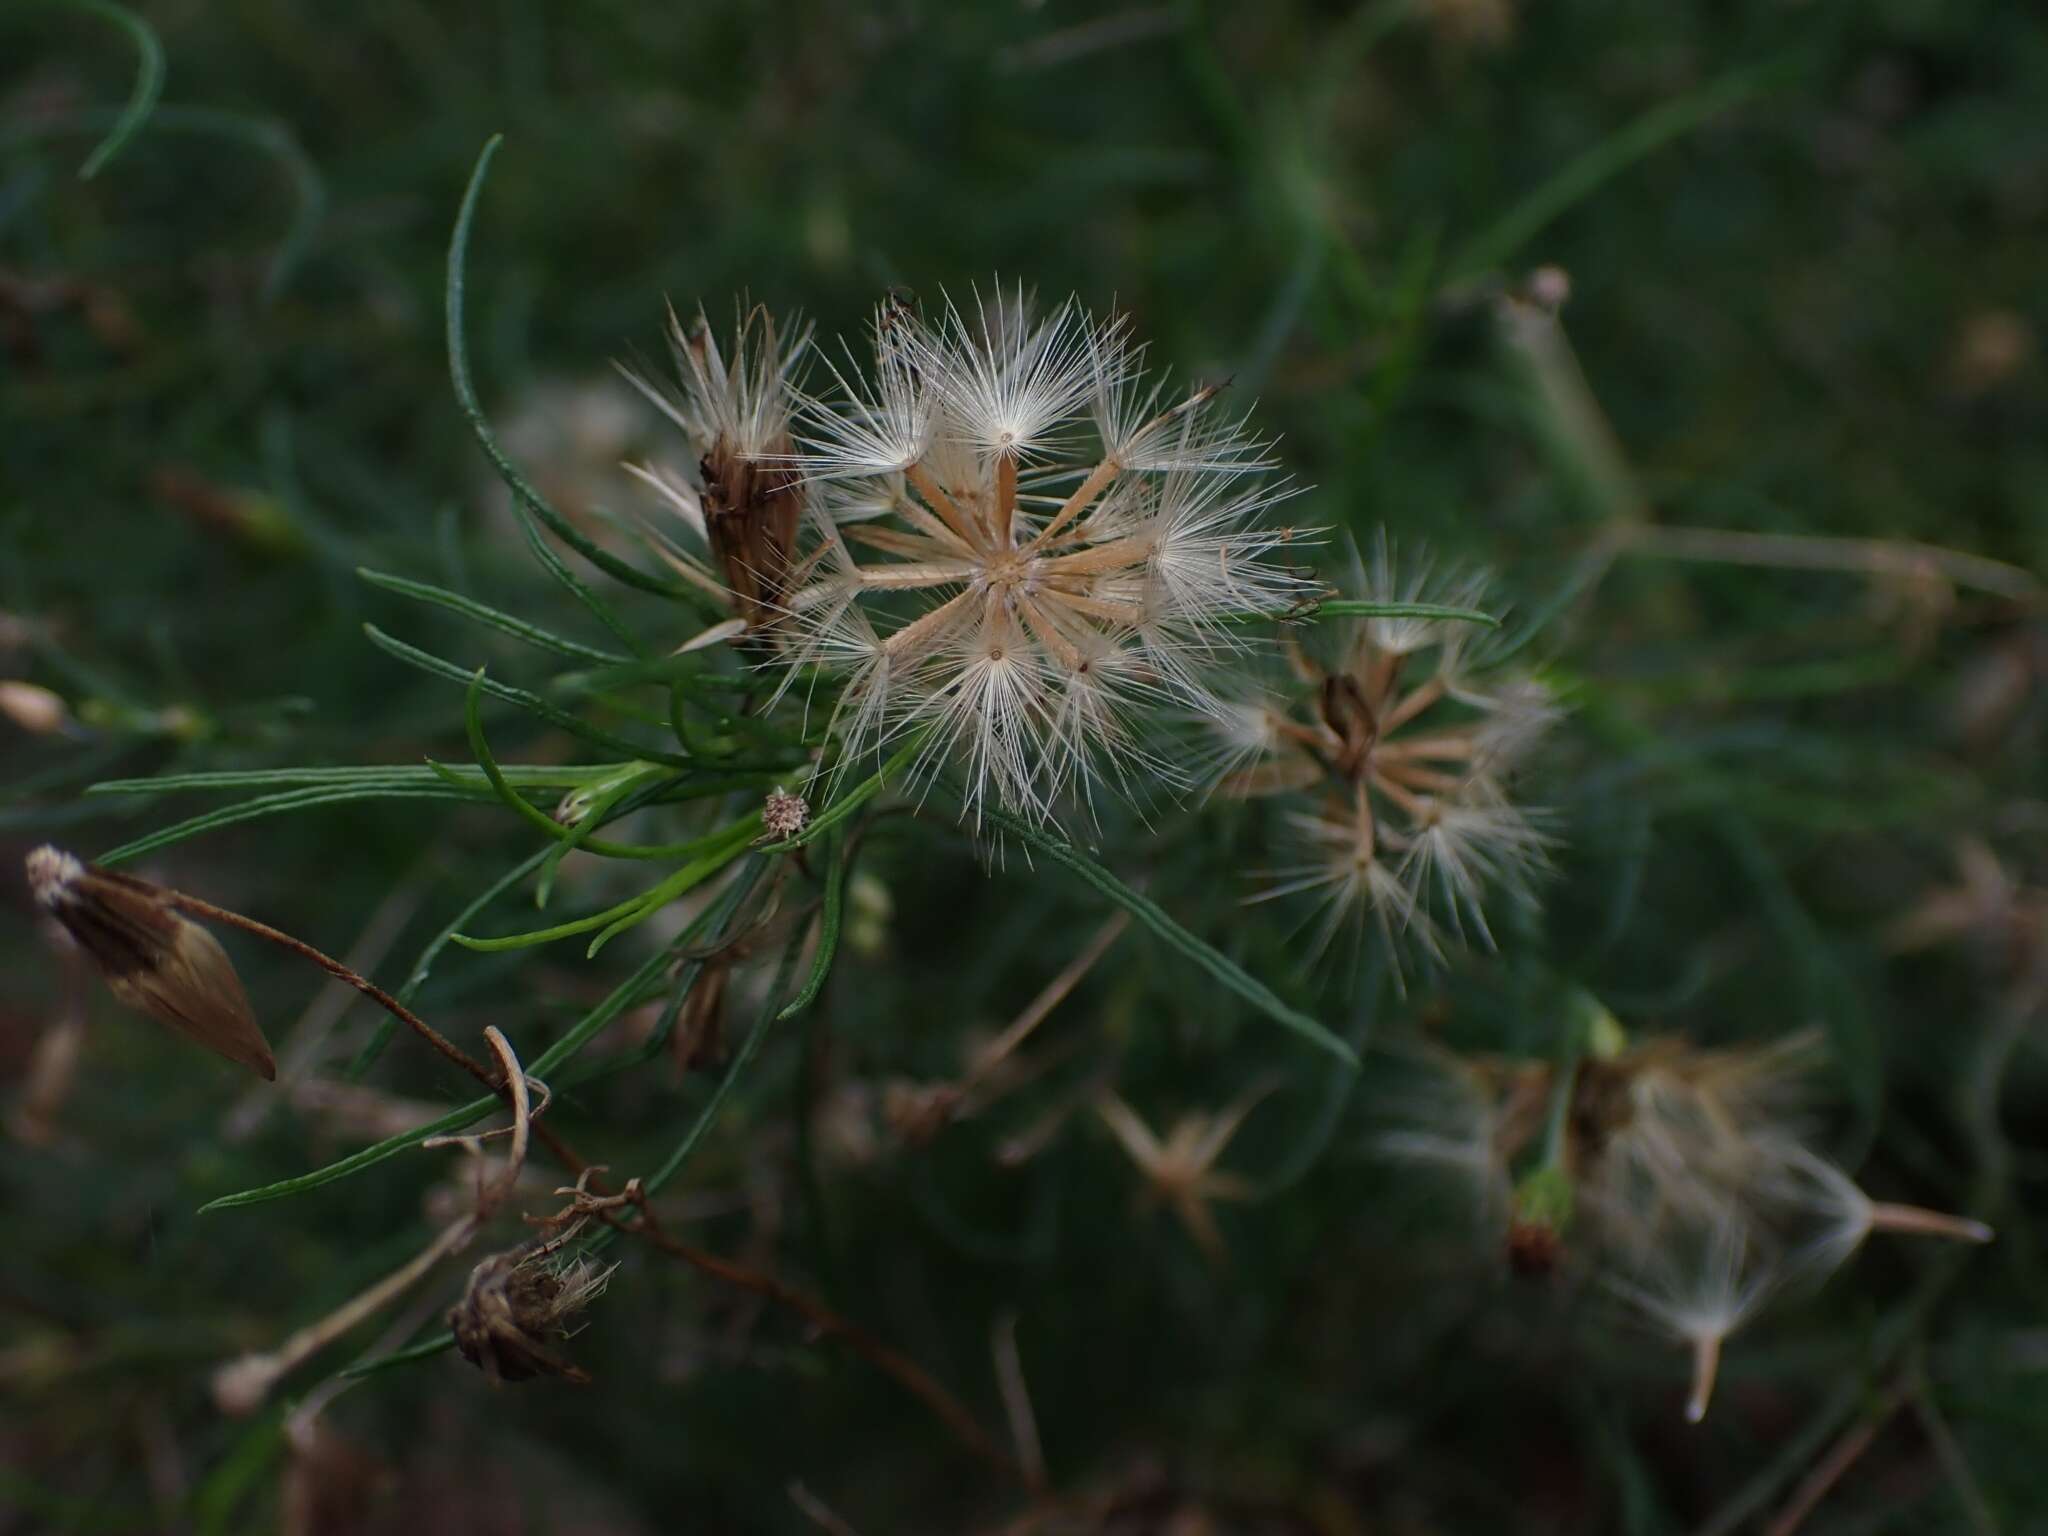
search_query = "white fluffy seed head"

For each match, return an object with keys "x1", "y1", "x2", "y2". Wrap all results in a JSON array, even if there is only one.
[
  {"x1": 756, "y1": 281, "x2": 1311, "y2": 823},
  {"x1": 1229, "y1": 542, "x2": 1558, "y2": 968}
]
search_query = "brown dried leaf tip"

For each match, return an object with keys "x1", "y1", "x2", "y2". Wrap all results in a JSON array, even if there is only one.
[
  {"x1": 25, "y1": 846, "x2": 276, "y2": 1080},
  {"x1": 449, "y1": 1244, "x2": 614, "y2": 1385}
]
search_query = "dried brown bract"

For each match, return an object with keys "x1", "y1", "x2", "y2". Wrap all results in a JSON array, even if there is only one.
[
  {"x1": 624, "y1": 303, "x2": 810, "y2": 635},
  {"x1": 449, "y1": 1243, "x2": 614, "y2": 1385},
  {"x1": 25, "y1": 846, "x2": 275, "y2": 1080}
]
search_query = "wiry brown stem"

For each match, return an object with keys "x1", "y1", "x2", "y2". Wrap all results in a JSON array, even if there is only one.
[
  {"x1": 608, "y1": 1193, "x2": 1018, "y2": 1481},
  {"x1": 167, "y1": 894, "x2": 591, "y2": 1179},
  {"x1": 213, "y1": 1031, "x2": 541, "y2": 1416}
]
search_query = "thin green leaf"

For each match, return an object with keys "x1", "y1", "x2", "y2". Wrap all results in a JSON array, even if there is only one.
[
  {"x1": 357, "y1": 567, "x2": 631, "y2": 666},
  {"x1": 536, "y1": 767, "x2": 663, "y2": 905},
  {"x1": 1302, "y1": 599, "x2": 1500, "y2": 626},
  {"x1": 516, "y1": 505, "x2": 652, "y2": 659},
  {"x1": 62, "y1": 0, "x2": 164, "y2": 179},
  {"x1": 978, "y1": 808, "x2": 1359, "y2": 1067},
  {"x1": 94, "y1": 784, "x2": 491, "y2": 865},
  {"x1": 449, "y1": 818, "x2": 758, "y2": 953},
  {"x1": 362, "y1": 622, "x2": 693, "y2": 767},
  {"x1": 89, "y1": 764, "x2": 618, "y2": 795},
  {"x1": 340, "y1": 1331, "x2": 454, "y2": 1378},
  {"x1": 778, "y1": 830, "x2": 846, "y2": 1020},
  {"x1": 583, "y1": 826, "x2": 758, "y2": 956},
  {"x1": 554, "y1": 857, "x2": 766, "y2": 1089},
  {"x1": 457, "y1": 670, "x2": 722, "y2": 861},
  {"x1": 447, "y1": 135, "x2": 713, "y2": 609}
]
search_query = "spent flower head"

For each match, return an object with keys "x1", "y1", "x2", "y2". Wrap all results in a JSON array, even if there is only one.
[
  {"x1": 733, "y1": 281, "x2": 1313, "y2": 823},
  {"x1": 1231, "y1": 540, "x2": 1557, "y2": 969}
]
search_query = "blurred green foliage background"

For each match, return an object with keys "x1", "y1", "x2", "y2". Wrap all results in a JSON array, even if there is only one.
[{"x1": 3, "y1": 1, "x2": 2045, "y2": 1531}]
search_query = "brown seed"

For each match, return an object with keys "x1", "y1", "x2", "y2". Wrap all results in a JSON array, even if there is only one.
[{"x1": 25, "y1": 846, "x2": 276, "y2": 1080}]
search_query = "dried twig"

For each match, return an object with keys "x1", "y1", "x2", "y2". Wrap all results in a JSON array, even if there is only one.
[{"x1": 213, "y1": 1028, "x2": 541, "y2": 1414}]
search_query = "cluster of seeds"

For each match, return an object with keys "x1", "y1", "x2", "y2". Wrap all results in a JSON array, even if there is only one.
[
  {"x1": 1385, "y1": 1029, "x2": 1992, "y2": 1421},
  {"x1": 1212, "y1": 546, "x2": 1557, "y2": 963},
  {"x1": 629, "y1": 285, "x2": 1310, "y2": 822}
]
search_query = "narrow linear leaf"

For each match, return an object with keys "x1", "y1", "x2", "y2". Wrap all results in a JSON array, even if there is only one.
[
  {"x1": 62, "y1": 0, "x2": 164, "y2": 179},
  {"x1": 537, "y1": 769, "x2": 663, "y2": 905},
  {"x1": 979, "y1": 808, "x2": 1359, "y2": 1067},
  {"x1": 554, "y1": 857, "x2": 766, "y2": 1088},
  {"x1": 363, "y1": 622, "x2": 693, "y2": 767},
  {"x1": 516, "y1": 505, "x2": 652, "y2": 659},
  {"x1": 447, "y1": 135, "x2": 714, "y2": 609},
  {"x1": 95, "y1": 785, "x2": 492, "y2": 865},
  {"x1": 449, "y1": 818, "x2": 758, "y2": 953},
  {"x1": 1303, "y1": 599, "x2": 1499, "y2": 626},
  {"x1": 89, "y1": 764, "x2": 622, "y2": 795},
  {"x1": 778, "y1": 830, "x2": 846, "y2": 1020},
  {"x1": 584, "y1": 827, "x2": 759, "y2": 956},
  {"x1": 456, "y1": 671, "x2": 723, "y2": 861},
  {"x1": 357, "y1": 567, "x2": 631, "y2": 666},
  {"x1": 340, "y1": 1332, "x2": 454, "y2": 1378}
]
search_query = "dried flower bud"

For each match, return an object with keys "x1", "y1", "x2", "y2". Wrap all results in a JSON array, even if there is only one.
[
  {"x1": 626, "y1": 305, "x2": 809, "y2": 632},
  {"x1": 762, "y1": 787, "x2": 810, "y2": 840},
  {"x1": 0, "y1": 680, "x2": 69, "y2": 735},
  {"x1": 449, "y1": 1247, "x2": 613, "y2": 1385},
  {"x1": 25, "y1": 846, "x2": 275, "y2": 1080}
]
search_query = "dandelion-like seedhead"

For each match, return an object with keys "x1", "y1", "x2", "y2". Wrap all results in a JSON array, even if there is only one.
[
  {"x1": 635, "y1": 282, "x2": 1312, "y2": 824},
  {"x1": 1380, "y1": 1024, "x2": 1992, "y2": 1421},
  {"x1": 1225, "y1": 542, "x2": 1558, "y2": 969}
]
